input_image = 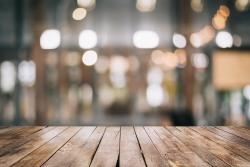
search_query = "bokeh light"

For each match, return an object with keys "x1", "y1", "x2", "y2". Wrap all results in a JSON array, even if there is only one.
[
  {"x1": 77, "y1": 0, "x2": 96, "y2": 10},
  {"x1": 151, "y1": 50, "x2": 165, "y2": 65},
  {"x1": 79, "y1": 30, "x2": 97, "y2": 49},
  {"x1": 147, "y1": 67, "x2": 163, "y2": 84},
  {"x1": 173, "y1": 33, "x2": 186, "y2": 48},
  {"x1": 191, "y1": 53, "x2": 209, "y2": 69},
  {"x1": 18, "y1": 61, "x2": 36, "y2": 87},
  {"x1": 0, "y1": 61, "x2": 16, "y2": 93},
  {"x1": 82, "y1": 50, "x2": 98, "y2": 66},
  {"x1": 72, "y1": 8, "x2": 87, "y2": 20},
  {"x1": 40, "y1": 29, "x2": 61, "y2": 49},
  {"x1": 216, "y1": 31, "x2": 233, "y2": 48},
  {"x1": 164, "y1": 52, "x2": 178, "y2": 69},
  {"x1": 146, "y1": 84, "x2": 164, "y2": 107},
  {"x1": 136, "y1": 0, "x2": 156, "y2": 12},
  {"x1": 133, "y1": 31, "x2": 159, "y2": 49}
]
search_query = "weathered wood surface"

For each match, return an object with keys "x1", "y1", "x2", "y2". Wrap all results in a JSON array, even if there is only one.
[{"x1": 0, "y1": 126, "x2": 249, "y2": 167}]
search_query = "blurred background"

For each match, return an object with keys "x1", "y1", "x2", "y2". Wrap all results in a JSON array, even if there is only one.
[{"x1": 0, "y1": 0, "x2": 250, "y2": 126}]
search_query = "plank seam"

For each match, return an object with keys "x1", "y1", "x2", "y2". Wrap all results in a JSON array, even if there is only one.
[
  {"x1": 88, "y1": 126, "x2": 107, "y2": 166},
  {"x1": 11, "y1": 126, "x2": 71, "y2": 166},
  {"x1": 40, "y1": 127, "x2": 84, "y2": 166},
  {"x1": 133, "y1": 127, "x2": 148, "y2": 167},
  {"x1": 163, "y1": 127, "x2": 213, "y2": 167},
  {"x1": 189, "y1": 127, "x2": 249, "y2": 165}
]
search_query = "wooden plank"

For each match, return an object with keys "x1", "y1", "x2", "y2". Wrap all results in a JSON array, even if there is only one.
[
  {"x1": 0, "y1": 126, "x2": 68, "y2": 166},
  {"x1": 161, "y1": 127, "x2": 229, "y2": 167},
  {"x1": 12, "y1": 127, "x2": 82, "y2": 167},
  {"x1": 145, "y1": 126, "x2": 210, "y2": 167},
  {"x1": 191, "y1": 127, "x2": 250, "y2": 162},
  {"x1": 0, "y1": 127, "x2": 45, "y2": 148},
  {"x1": 0, "y1": 127, "x2": 21, "y2": 135},
  {"x1": 0, "y1": 126, "x2": 47, "y2": 148},
  {"x1": 90, "y1": 127, "x2": 120, "y2": 167},
  {"x1": 0, "y1": 126, "x2": 55, "y2": 156},
  {"x1": 119, "y1": 126, "x2": 146, "y2": 167},
  {"x1": 191, "y1": 127, "x2": 250, "y2": 166},
  {"x1": 0, "y1": 126, "x2": 9, "y2": 130},
  {"x1": 70, "y1": 126, "x2": 106, "y2": 167},
  {"x1": 216, "y1": 126, "x2": 250, "y2": 141},
  {"x1": 204, "y1": 127, "x2": 250, "y2": 149},
  {"x1": 184, "y1": 127, "x2": 250, "y2": 166},
  {"x1": 134, "y1": 126, "x2": 166, "y2": 167},
  {"x1": 42, "y1": 126, "x2": 96, "y2": 166}
]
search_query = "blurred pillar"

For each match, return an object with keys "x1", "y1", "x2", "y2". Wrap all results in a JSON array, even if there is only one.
[
  {"x1": 14, "y1": 0, "x2": 24, "y2": 125},
  {"x1": 180, "y1": 0, "x2": 194, "y2": 112},
  {"x1": 29, "y1": 0, "x2": 46, "y2": 125}
]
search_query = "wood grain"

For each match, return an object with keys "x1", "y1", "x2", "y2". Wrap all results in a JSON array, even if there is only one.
[{"x1": 0, "y1": 126, "x2": 249, "y2": 167}]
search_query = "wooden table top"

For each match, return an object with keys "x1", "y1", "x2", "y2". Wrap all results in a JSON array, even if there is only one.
[{"x1": 0, "y1": 126, "x2": 249, "y2": 167}]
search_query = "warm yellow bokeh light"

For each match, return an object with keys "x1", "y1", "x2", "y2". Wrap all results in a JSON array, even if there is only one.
[
  {"x1": 151, "y1": 50, "x2": 165, "y2": 65},
  {"x1": 164, "y1": 52, "x2": 178, "y2": 68},
  {"x1": 72, "y1": 8, "x2": 87, "y2": 20},
  {"x1": 219, "y1": 5, "x2": 230, "y2": 17}
]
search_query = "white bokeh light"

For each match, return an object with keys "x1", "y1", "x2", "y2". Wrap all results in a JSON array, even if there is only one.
[
  {"x1": 133, "y1": 31, "x2": 159, "y2": 49},
  {"x1": 147, "y1": 67, "x2": 163, "y2": 84},
  {"x1": 146, "y1": 84, "x2": 164, "y2": 107},
  {"x1": 40, "y1": 29, "x2": 61, "y2": 49},
  {"x1": 136, "y1": 0, "x2": 156, "y2": 12},
  {"x1": 77, "y1": 0, "x2": 95, "y2": 9},
  {"x1": 173, "y1": 33, "x2": 186, "y2": 48},
  {"x1": 79, "y1": 30, "x2": 97, "y2": 49},
  {"x1": 82, "y1": 50, "x2": 98, "y2": 66},
  {"x1": 0, "y1": 61, "x2": 16, "y2": 93},
  {"x1": 18, "y1": 61, "x2": 36, "y2": 87},
  {"x1": 243, "y1": 85, "x2": 250, "y2": 100},
  {"x1": 216, "y1": 31, "x2": 233, "y2": 48},
  {"x1": 191, "y1": 53, "x2": 209, "y2": 69}
]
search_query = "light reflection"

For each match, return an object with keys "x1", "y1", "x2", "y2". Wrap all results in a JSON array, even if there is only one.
[
  {"x1": 147, "y1": 67, "x2": 163, "y2": 84},
  {"x1": 146, "y1": 84, "x2": 164, "y2": 107},
  {"x1": 174, "y1": 49, "x2": 187, "y2": 68},
  {"x1": 109, "y1": 56, "x2": 129, "y2": 74},
  {"x1": 109, "y1": 73, "x2": 126, "y2": 88},
  {"x1": 72, "y1": 8, "x2": 87, "y2": 20},
  {"x1": 233, "y1": 34, "x2": 242, "y2": 47},
  {"x1": 79, "y1": 30, "x2": 97, "y2": 49},
  {"x1": 173, "y1": 33, "x2": 186, "y2": 48},
  {"x1": 136, "y1": 0, "x2": 156, "y2": 12},
  {"x1": 151, "y1": 50, "x2": 165, "y2": 65},
  {"x1": 190, "y1": 26, "x2": 215, "y2": 48},
  {"x1": 77, "y1": 0, "x2": 96, "y2": 10},
  {"x1": 18, "y1": 61, "x2": 36, "y2": 87},
  {"x1": 40, "y1": 29, "x2": 61, "y2": 49},
  {"x1": 164, "y1": 52, "x2": 178, "y2": 69},
  {"x1": 94, "y1": 56, "x2": 109, "y2": 74},
  {"x1": 243, "y1": 85, "x2": 250, "y2": 100},
  {"x1": 191, "y1": 53, "x2": 209, "y2": 69},
  {"x1": 235, "y1": 0, "x2": 249, "y2": 12},
  {"x1": 82, "y1": 50, "x2": 98, "y2": 66},
  {"x1": 0, "y1": 61, "x2": 16, "y2": 93},
  {"x1": 133, "y1": 31, "x2": 159, "y2": 49},
  {"x1": 215, "y1": 31, "x2": 233, "y2": 48},
  {"x1": 191, "y1": 0, "x2": 203, "y2": 12}
]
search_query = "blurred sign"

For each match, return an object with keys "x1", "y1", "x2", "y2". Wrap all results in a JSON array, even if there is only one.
[{"x1": 213, "y1": 51, "x2": 250, "y2": 90}]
